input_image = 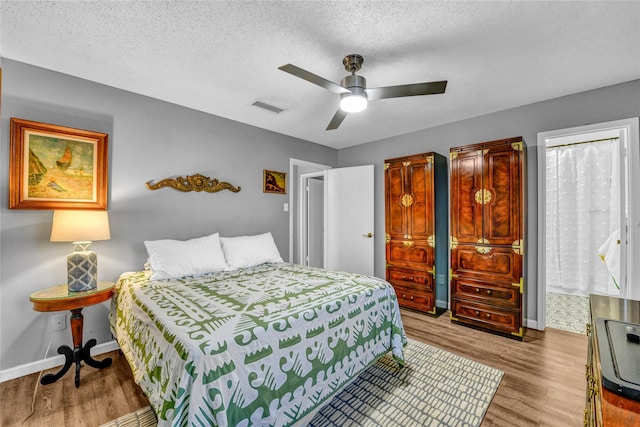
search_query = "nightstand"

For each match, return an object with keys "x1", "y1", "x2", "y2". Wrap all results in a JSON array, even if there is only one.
[{"x1": 29, "y1": 281, "x2": 115, "y2": 387}]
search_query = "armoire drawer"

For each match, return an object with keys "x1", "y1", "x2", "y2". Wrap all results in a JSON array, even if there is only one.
[
  {"x1": 451, "y1": 298, "x2": 521, "y2": 336},
  {"x1": 387, "y1": 266, "x2": 434, "y2": 290},
  {"x1": 451, "y1": 277, "x2": 520, "y2": 309},
  {"x1": 386, "y1": 240, "x2": 433, "y2": 269},
  {"x1": 451, "y1": 245, "x2": 521, "y2": 283},
  {"x1": 392, "y1": 283, "x2": 434, "y2": 312}
]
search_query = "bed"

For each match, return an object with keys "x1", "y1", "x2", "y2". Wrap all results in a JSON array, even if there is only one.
[{"x1": 109, "y1": 234, "x2": 406, "y2": 427}]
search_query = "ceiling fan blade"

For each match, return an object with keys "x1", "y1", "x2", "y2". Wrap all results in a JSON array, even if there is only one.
[
  {"x1": 279, "y1": 64, "x2": 351, "y2": 95},
  {"x1": 365, "y1": 80, "x2": 447, "y2": 101},
  {"x1": 326, "y1": 109, "x2": 348, "y2": 130}
]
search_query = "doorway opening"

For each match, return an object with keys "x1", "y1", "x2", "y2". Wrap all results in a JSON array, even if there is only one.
[
  {"x1": 299, "y1": 172, "x2": 325, "y2": 268},
  {"x1": 537, "y1": 118, "x2": 639, "y2": 333},
  {"x1": 288, "y1": 158, "x2": 331, "y2": 264}
]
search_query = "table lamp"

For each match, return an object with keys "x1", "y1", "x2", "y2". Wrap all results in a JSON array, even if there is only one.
[{"x1": 50, "y1": 210, "x2": 111, "y2": 292}]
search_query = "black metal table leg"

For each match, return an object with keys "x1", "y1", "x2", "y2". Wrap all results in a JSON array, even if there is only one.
[
  {"x1": 40, "y1": 309, "x2": 112, "y2": 387},
  {"x1": 82, "y1": 338, "x2": 112, "y2": 369},
  {"x1": 40, "y1": 346, "x2": 74, "y2": 385}
]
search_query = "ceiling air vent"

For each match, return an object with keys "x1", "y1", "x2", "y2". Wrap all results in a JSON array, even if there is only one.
[{"x1": 252, "y1": 100, "x2": 285, "y2": 114}]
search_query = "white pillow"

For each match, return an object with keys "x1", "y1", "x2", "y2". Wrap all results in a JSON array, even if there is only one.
[
  {"x1": 144, "y1": 232, "x2": 229, "y2": 280},
  {"x1": 220, "y1": 232, "x2": 283, "y2": 269}
]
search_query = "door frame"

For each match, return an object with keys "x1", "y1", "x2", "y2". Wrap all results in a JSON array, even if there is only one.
[
  {"x1": 536, "y1": 117, "x2": 640, "y2": 330},
  {"x1": 288, "y1": 158, "x2": 331, "y2": 264},
  {"x1": 299, "y1": 171, "x2": 326, "y2": 267}
]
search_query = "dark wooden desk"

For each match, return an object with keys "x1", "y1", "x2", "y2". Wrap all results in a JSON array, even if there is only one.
[
  {"x1": 586, "y1": 294, "x2": 640, "y2": 426},
  {"x1": 29, "y1": 282, "x2": 115, "y2": 387}
]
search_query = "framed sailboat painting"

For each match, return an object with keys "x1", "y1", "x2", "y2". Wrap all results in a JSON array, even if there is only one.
[{"x1": 9, "y1": 118, "x2": 108, "y2": 210}]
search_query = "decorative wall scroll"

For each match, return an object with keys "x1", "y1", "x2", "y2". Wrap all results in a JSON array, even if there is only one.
[
  {"x1": 145, "y1": 173, "x2": 241, "y2": 193},
  {"x1": 263, "y1": 170, "x2": 286, "y2": 194},
  {"x1": 9, "y1": 118, "x2": 109, "y2": 210}
]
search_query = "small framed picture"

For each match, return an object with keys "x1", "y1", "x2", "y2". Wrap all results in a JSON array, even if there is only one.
[
  {"x1": 263, "y1": 170, "x2": 286, "y2": 194},
  {"x1": 9, "y1": 118, "x2": 109, "y2": 210}
]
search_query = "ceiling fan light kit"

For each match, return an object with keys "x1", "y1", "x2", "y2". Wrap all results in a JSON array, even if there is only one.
[
  {"x1": 279, "y1": 53, "x2": 446, "y2": 130},
  {"x1": 340, "y1": 81, "x2": 368, "y2": 113},
  {"x1": 340, "y1": 91, "x2": 367, "y2": 113}
]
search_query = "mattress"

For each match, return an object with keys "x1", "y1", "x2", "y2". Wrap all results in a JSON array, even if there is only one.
[{"x1": 110, "y1": 262, "x2": 406, "y2": 426}]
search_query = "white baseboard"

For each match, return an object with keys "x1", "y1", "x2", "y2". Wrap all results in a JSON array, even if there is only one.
[
  {"x1": 0, "y1": 339, "x2": 120, "y2": 383},
  {"x1": 526, "y1": 318, "x2": 540, "y2": 331}
]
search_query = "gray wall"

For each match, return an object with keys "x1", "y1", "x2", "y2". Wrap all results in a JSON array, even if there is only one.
[
  {"x1": 2, "y1": 57, "x2": 639, "y2": 374},
  {"x1": 0, "y1": 59, "x2": 337, "y2": 371},
  {"x1": 337, "y1": 79, "x2": 640, "y2": 325}
]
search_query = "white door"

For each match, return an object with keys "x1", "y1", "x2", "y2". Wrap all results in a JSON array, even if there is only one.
[{"x1": 325, "y1": 165, "x2": 375, "y2": 276}]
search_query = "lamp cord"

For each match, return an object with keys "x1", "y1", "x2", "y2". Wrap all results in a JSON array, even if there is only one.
[{"x1": 22, "y1": 338, "x2": 52, "y2": 424}]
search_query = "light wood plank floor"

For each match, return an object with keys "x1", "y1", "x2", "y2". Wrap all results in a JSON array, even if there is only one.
[{"x1": 1, "y1": 309, "x2": 587, "y2": 426}]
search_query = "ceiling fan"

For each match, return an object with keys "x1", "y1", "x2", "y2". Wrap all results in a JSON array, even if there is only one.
[{"x1": 278, "y1": 54, "x2": 447, "y2": 130}]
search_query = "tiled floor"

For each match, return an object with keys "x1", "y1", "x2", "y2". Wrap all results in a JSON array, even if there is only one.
[{"x1": 545, "y1": 291, "x2": 590, "y2": 334}]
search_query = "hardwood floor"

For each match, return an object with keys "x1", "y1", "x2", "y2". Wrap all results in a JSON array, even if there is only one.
[
  {"x1": 402, "y1": 309, "x2": 587, "y2": 427},
  {"x1": 1, "y1": 309, "x2": 587, "y2": 426},
  {"x1": 0, "y1": 350, "x2": 149, "y2": 426}
]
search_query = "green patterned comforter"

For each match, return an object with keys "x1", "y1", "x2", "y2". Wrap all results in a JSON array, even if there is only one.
[{"x1": 110, "y1": 262, "x2": 406, "y2": 427}]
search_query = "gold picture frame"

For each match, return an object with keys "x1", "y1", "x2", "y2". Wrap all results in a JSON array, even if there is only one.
[
  {"x1": 9, "y1": 118, "x2": 109, "y2": 210},
  {"x1": 263, "y1": 169, "x2": 286, "y2": 194}
]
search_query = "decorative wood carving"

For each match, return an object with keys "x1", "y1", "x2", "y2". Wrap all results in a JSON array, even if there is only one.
[{"x1": 145, "y1": 174, "x2": 241, "y2": 193}]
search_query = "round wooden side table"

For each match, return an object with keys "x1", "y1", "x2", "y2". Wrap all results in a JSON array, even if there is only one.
[{"x1": 29, "y1": 281, "x2": 115, "y2": 387}]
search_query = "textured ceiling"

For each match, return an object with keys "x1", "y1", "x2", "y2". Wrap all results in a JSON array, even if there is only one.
[{"x1": 1, "y1": 1, "x2": 639, "y2": 149}]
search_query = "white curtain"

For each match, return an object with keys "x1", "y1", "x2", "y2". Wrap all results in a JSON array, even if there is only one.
[{"x1": 546, "y1": 138, "x2": 620, "y2": 296}]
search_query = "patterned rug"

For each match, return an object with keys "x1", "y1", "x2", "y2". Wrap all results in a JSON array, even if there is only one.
[{"x1": 101, "y1": 339, "x2": 503, "y2": 427}]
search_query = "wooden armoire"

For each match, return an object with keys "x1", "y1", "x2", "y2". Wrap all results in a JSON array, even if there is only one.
[
  {"x1": 384, "y1": 152, "x2": 448, "y2": 316},
  {"x1": 449, "y1": 137, "x2": 526, "y2": 339}
]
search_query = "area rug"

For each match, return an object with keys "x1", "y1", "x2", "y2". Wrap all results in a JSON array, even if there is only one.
[{"x1": 101, "y1": 339, "x2": 503, "y2": 427}]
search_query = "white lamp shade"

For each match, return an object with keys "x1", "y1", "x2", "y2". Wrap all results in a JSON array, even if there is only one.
[
  {"x1": 340, "y1": 93, "x2": 368, "y2": 113},
  {"x1": 50, "y1": 210, "x2": 111, "y2": 242}
]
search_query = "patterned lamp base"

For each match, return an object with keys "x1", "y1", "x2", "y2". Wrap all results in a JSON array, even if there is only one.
[{"x1": 67, "y1": 241, "x2": 98, "y2": 292}]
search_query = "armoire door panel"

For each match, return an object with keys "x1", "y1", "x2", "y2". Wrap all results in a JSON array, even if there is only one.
[
  {"x1": 407, "y1": 162, "x2": 434, "y2": 238},
  {"x1": 483, "y1": 146, "x2": 521, "y2": 245},
  {"x1": 451, "y1": 245, "x2": 522, "y2": 283},
  {"x1": 450, "y1": 151, "x2": 483, "y2": 243},
  {"x1": 387, "y1": 240, "x2": 434, "y2": 268},
  {"x1": 385, "y1": 163, "x2": 407, "y2": 238}
]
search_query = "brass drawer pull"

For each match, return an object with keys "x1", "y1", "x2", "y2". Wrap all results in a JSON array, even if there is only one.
[
  {"x1": 402, "y1": 276, "x2": 414, "y2": 281},
  {"x1": 486, "y1": 313, "x2": 491, "y2": 318},
  {"x1": 402, "y1": 294, "x2": 407, "y2": 299},
  {"x1": 475, "y1": 245, "x2": 492, "y2": 254},
  {"x1": 475, "y1": 288, "x2": 480, "y2": 293},
  {"x1": 402, "y1": 241, "x2": 415, "y2": 248},
  {"x1": 475, "y1": 310, "x2": 480, "y2": 316},
  {"x1": 486, "y1": 289, "x2": 492, "y2": 295}
]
